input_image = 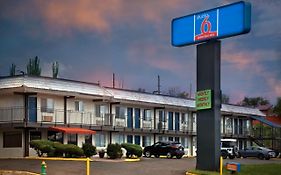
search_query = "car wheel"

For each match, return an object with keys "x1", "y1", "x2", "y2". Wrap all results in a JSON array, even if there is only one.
[
  {"x1": 265, "y1": 156, "x2": 270, "y2": 160},
  {"x1": 176, "y1": 155, "x2": 182, "y2": 159},
  {"x1": 167, "y1": 152, "x2": 173, "y2": 159},
  {"x1": 229, "y1": 155, "x2": 235, "y2": 159},
  {"x1": 242, "y1": 156, "x2": 247, "y2": 158},
  {"x1": 144, "y1": 151, "x2": 151, "y2": 158},
  {"x1": 221, "y1": 151, "x2": 228, "y2": 159},
  {"x1": 258, "y1": 154, "x2": 265, "y2": 160},
  {"x1": 155, "y1": 154, "x2": 160, "y2": 158},
  {"x1": 236, "y1": 153, "x2": 241, "y2": 158}
]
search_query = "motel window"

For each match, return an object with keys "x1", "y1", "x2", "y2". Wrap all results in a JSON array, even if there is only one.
[
  {"x1": 95, "y1": 133, "x2": 105, "y2": 147},
  {"x1": 159, "y1": 111, "x2": 165, "y2": 122},
  {"x1": 181, "y1": 113, "x2": 188, "y2": 124},
  {"x1": 47, "y1": 131, "x2": 63, "y2": 143},
  {"x1": 144, "y1": 109, "x2": 152, "y2": 121},
  {"x1": 181, "y1": 137, "x2": 188, "y2": 148},
  {"x1": 168, "y1": 137, "x2": 173, "y2": 141},
  {"x1": 115, "y1": 106, "x2": 126, "y2": 119},
  {"x1": 75, "y1": 101, "x2": 84, "y2": 112},
  {"x1": 30, "y1": 131, "x2": 41, "y2": 141},
  {"x1": 175, "y1": 137, "x2": 180, "y2": 142},
  {"x1": 68, "y1": 134, "x2": 77, "y2": 145},
  {"x1": 115, "y1": 134, "x2": 125, "y2": 144},
  {"x1": 127, "y1": 135, "x2": 133, "y2": 144},
  {"x1": 142, "y1": 136, "x2": 151, "y2": 147},
  {"x1": 41, "y1": 98, "x2": 54, "y2": 113},
  {"x1": 96, "y1": 105, "x2": 108, "y2": 118},
  {"x1": 85, "y1": 134, "x2": 92, "y2": 145},
  {"x1": 3, "y1": 131, "x2": 22, "y2": 148}
]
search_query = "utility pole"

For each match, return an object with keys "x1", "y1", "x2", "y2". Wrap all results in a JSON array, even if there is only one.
[
  {"x1": 113, "y1": 73, "x2": 115, "y2": 88},
  {"x1": 157, "y1": 75, "x2": 161, "y2": 94}
]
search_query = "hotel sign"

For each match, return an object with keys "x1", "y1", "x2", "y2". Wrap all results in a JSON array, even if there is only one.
[{"x1": 172, "y1": 1, "x2": 251, "y2": 46}]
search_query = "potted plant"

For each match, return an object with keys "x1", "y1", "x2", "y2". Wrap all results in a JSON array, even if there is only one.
[{"x1": 98, "y1": 149, "x2": 105, "y2": 158}]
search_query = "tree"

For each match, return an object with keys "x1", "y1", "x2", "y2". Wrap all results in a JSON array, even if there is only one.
[
  {"x1": 273, "y1": 97, "x2": 281, "y2": 116},
  {"x1": 221, "y1": 94, "x2": 230, "y2": 104},
  {"x1": 27, "y1": 56, "x2": 41, "y2": 76},
  {"x1": 9, "y1": 63, "x2": 16, "y2": 76},
  {"x1": 166, "y1": 87, "x2": 189, "y2": 99},
  {"x1": 239, "y1": 96, "x2": 269, "y2": 108},
  {"x1": 52, "y1": 61, "x2": 59, "y2": 78}
]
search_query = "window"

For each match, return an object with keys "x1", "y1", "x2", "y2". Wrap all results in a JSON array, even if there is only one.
[
  {"x1": 134, "y1": 135, "x2": 140, "y2": 145},
  {"x1": 175, "y1": 137, "x2": 180, "y2": 142},
  {"x1": 41, "y1": 98, "x2": 54, "y2": 113},
  {"x1": 144, "y1": 109, "x2": 151, "y2": 121},
  {"x1": 96, "y1": 105, "x2": 108, "y2": 117},
  {"x1": 127, "y1": 135, "x2": 133, "y2": 143},
  {"x1": 47, "y1": 131, "x2": 63, "y2": 143},
  {"x1": 181, "y1": 137, "x2": 188, "y2": 148},
  {"x1": 85, "y1": 134, "x2": 92, "y2": 144},
  {"x1": 30, "y1": 131, "x2": 41, "y2": 141},
  {"x1": 3, "y1": 131, "x2": 22, "y2": 148},
  {"x1": 181, "y1": 113, "x2": 188, "y2": 124},
  {"x1": 75, "y1": 101, "x2": 84, "y2": 112},
  {"x1": 115, "y1": 134, "x2": 124, "y2": 144},
  {"x1": 68, "y1": 134, "x2": 77, "y2": 145},
  {"x1": 115, "y1": 106, "x2": 125, "y2": 119},
  {"x1": 142, "y1": 136, "x2": 151, "y2": 147},
  {"x1": 159, "y1": 111, "x2": 165, "y2": 122},
  {"x1": 168, "y1": 137, "x2": 173, "y2": 141},
  {"x1": 95, "y1": 133, "x2": 105, "y2": 147}
]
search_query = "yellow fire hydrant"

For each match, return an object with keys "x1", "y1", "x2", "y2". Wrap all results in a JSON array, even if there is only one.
[{"x1": 41, "y1": 161, "x2": 47, "y2": 175}]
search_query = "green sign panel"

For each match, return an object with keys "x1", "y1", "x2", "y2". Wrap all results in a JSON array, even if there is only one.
[{"x1": 196, "y1": 89, "x2": 212, "y2": 110}]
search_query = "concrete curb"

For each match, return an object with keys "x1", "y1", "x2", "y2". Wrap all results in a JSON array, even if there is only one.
[
  {"x1": 0, "y1": 170, "x2": 39, "y2": 175},
  {"x1": 124, "y1": 158, "x2": 140, "y2": 162}
]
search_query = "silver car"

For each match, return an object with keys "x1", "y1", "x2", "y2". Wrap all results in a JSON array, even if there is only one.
[{"x1": 237, "y1": 146, "x2": 276, "y2": 160}]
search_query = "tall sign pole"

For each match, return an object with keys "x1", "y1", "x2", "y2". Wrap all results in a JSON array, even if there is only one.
[
  {"x1": 196, "y1": 40, "x2": 221, "y2": 170},
  {"x1": 171, "y1": 1, "x2": 251, "y2": 171}
]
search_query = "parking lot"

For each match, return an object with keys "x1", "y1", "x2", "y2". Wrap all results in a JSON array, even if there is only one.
[{"x1": 0, "y1": 157, "x2": 280, "y2": 175}]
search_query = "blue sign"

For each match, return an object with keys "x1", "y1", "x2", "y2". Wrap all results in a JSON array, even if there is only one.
[{"x1": 172, "y1": 1, "x2": 251, "y2": 47}]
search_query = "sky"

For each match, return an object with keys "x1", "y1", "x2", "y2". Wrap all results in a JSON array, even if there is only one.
[{"x1": 0, "y1": 0, "x2": 280, "y2": 105}]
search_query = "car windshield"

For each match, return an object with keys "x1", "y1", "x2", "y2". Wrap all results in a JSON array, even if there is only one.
[{"x1": 221, "y1": 141, "x2": 236, "y2": 147}]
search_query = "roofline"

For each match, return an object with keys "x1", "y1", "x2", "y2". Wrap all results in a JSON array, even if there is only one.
[{"x1": 0, "y1": 75, "x2": 100, "y2": 86}]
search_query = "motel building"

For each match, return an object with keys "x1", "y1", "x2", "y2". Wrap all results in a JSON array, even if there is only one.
[{"x1": 0, "y1": 75, "x2": 265, "y2": 158}]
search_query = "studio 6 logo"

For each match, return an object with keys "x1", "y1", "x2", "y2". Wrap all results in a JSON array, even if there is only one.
[{"x1": 195, "y1": 10, "x2": 218, "y2": 41}]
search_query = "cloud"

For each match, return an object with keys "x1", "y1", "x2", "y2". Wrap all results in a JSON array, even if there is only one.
[{"x1": 222, "y1": 43, "x2": 281, "y2": 103}]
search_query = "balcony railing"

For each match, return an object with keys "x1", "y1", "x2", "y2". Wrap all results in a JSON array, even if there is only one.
[{"x1": 0, "y1": 107, "x2": 254, "y2": 136}]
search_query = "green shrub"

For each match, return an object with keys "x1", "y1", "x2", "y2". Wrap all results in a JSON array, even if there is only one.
[
  {"x1": 64, "y1": 144, "x2": 84, "y2": 158},
  {"x1": 51, "y1": 142, "x2": 65, "y2": 157},
  {"x1": 82, "y1": 143, "x2": 97, "y2": 157},
  {"x1": 107, "y1": 143, "x2": 122, "y2": 159},
  {"x1": 30, "y1": 140, "x2": 54, "y2": 157},
  {"x1": 121, "y1": 143, "x2": 143, "y2": 158}
]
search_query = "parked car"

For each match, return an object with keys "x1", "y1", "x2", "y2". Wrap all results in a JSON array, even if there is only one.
[
  {"x1": 237, "y1": 146, "x2": 276, "y2": 160},
  {"x1": 143, "y1": 141, "x2": 185, "y2": 159},
  {"x1": 221, "y1": 139, "x2": 238, "y2": 159}
]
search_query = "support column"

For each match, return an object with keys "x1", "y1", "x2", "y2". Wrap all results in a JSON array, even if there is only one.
[
  {"x1": 24, "y1": 129, "x2": 29, "y2": 157},
  {"x1": 196, "y1": 40, "x2": 221, "y2": 171}
]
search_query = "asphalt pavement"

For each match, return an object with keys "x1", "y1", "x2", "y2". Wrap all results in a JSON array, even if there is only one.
[{"x1": 0, "y1": 157, "x2": 280, "y2": 175}]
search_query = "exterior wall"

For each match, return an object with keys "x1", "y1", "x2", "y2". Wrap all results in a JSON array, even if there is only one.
[
  {"x1": 0, "y1": 129, "x2": 24, "y2": 158},
  {"x1": 0, "y1": 94, "x2": 24, "y2": 122}
]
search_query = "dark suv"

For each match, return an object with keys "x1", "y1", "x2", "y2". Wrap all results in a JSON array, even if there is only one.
[{"x1": 143, "y1": 141, "x2": 185, "y2": 159}]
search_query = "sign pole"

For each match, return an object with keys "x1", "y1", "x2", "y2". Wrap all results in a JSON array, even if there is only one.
[{"x1": 196, "y1": 40, "x2": 221, "y2": 171}]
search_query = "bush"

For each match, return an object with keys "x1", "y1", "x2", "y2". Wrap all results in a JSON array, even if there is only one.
[
  {"x1": 121, "y1": 143, "x2": 143, "y2": 158},
  {"x1": 82, "y1": 143, "x2": 97, "y2": 157},
  {"x1": 107, "y1": 143, "x2": 122, "y2": 159},
  {"x1": 30, "y1": 140, "x2": 84, "y2": 158},
  {"x1": 64, "y1": 144, "x2": 84, "y2": 158},
  {"x1": 30, "y1": 140, "x2": 54, "y2": 157},
  {"x1": 50, "y1": 142, "x2": 65, "y2": 157}
]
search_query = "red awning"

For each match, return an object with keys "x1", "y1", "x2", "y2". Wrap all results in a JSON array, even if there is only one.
[{"x1": 49, "y1": 127, "x2": 96, "y2": 134}]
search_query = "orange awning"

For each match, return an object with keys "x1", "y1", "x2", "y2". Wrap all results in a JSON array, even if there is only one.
[{"x1": 49, "y1": 127, "x2": 96, "y2": 134}]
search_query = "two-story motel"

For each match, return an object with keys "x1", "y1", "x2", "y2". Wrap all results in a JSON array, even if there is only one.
[{"x1": 0, "y1": 75, "x2": 265, "y2": 157}]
